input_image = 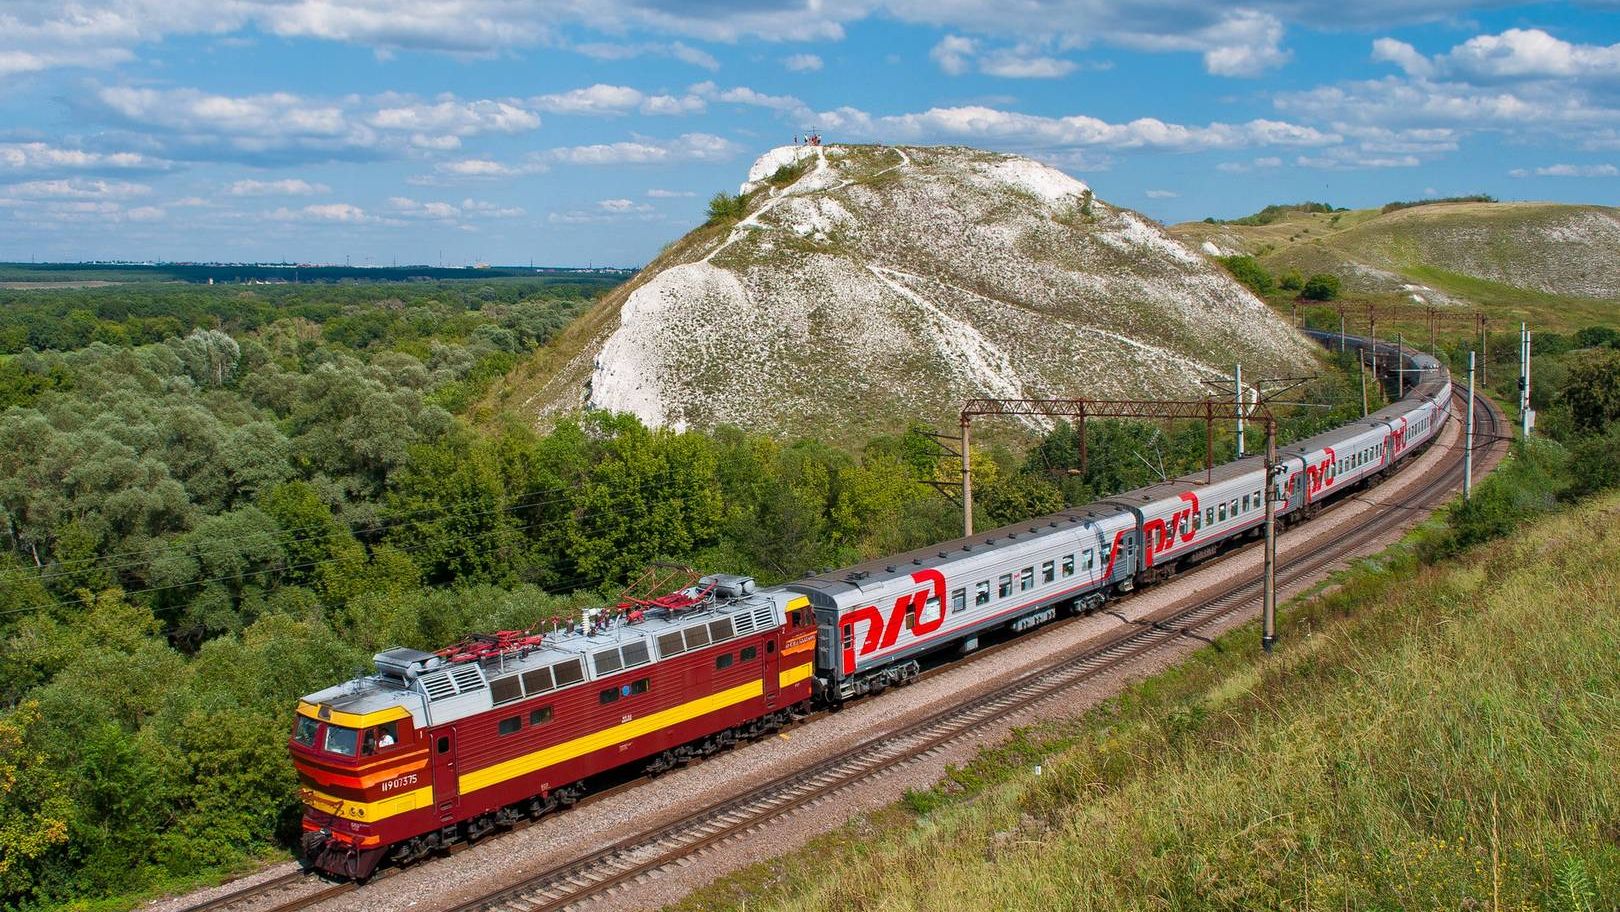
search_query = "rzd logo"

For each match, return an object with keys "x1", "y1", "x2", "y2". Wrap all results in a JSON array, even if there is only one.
[
  {"x1": 839, "y1": 568, "x2": 948, "y2": 673},
  {"x1": 1304, "y1": 446, "x2": 1338, "y2": 499},
  {"x1": 1143, "y1": 491, "x2": 1200, "y2": 562}
]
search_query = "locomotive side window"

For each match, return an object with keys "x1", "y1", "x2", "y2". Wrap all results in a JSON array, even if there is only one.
[
  {"x1": 522, "y1": 666, "x2": 555, "y2": 695},
  {"x1": 553, "y1": 659, "x2": 585, "y2": 687},
  {"x1": 1061, "y1": 555, "x2": 1074, "y2": 577},
  {"x1": 715, "y1": 652, "x2": 735, "y2": 670},
  {"x1": 684, "y1": 625, "x2": 711, "y2": 650},
  {"x1": 951, "y1": 588, "x2": 966, "y2": 614},
  {"x1": 998, "y1": 574, "x2": 1013, "y2": 598},
  {"x1": 657, "y1": 631, "x2": 686, "y2": 658},
  {"x1": 498, "y1": 716, "x2": 521, "y2": 736},
  {"x1": 437, "y1": 736, "x2": 450, "y2": 753},
  {"x1": 594, "y1": 649, "x2": 623, "y2": 676},
  {"x1": 1041, "y1": 561, "x2": 1055, "y2": 583},
  {"x1": 599, "y1": 688, "x2": 620, "y2": 704},
  {"x1": 362, "y1": 721, "x2": 399, "y2": 755},
  {"x1": 741, "y1": 645, "x2": 758, "y2": 661},
  {"x1": 708, "y1": 618, "x2": 735, "y2": 642},
  {"x1": 975, "y1": 581, "x2": 990, "y2": 606},
  {"x1": 766, "y1": 640, "x2": 774, "y2": 653},
  {"x1": 628, "y1": 678, "x2": 649, "y2": 696},
  {"x1": 324, "y1": 725, "x2": 358, "y2": 757},
  {"x1": 490, "y1": 675, "x2": 523, "y2": 706},
  {"x1": 294, "y1": 715, "x2": 319, "y2": 747},
  {"x1": 530, "y1": 707, "x2": 553, "y2": 726}
]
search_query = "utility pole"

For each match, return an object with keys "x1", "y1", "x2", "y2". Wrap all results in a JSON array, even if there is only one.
[
  {"x1": 1262, "y1": 416, "x2": 1279, "y2": 654},
  {"x1": 960, "y1": 418, "x2": 973, "y2": 537},
  {"x1": 1234, "y1": 362, "x2": 1245, "y2": 459},
  {"x1": 1464, "y1": 350, "x2": 1476, "y2": 501},
  {"x1": 1359, "y1": 352, "x2": 1369, "y2": 418},
  {"x1": 1479, "y1": 314, "x2": 1488, "y2": 386},
  {"x1": 1338, "y1": 309, "x2": 1346, "y2": 353},
  {"x1": 1395, "y1": 332, "x2": 1404, "y2": 397},
  {"x1": 1519, "y1": 322, "x2": 1533, "y2": 439}
]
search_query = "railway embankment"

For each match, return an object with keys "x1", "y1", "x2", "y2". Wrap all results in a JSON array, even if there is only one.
[{"x1": 673, "y1": 456, "x2": 1620, "y2": 911}]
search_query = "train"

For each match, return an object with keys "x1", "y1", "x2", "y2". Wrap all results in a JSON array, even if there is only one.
[{"x1": 290, "y1": 333, "x2": 1452, "y2": 878}]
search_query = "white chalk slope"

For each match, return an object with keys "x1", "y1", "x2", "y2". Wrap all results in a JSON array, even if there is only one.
[{"x1": 562, "y1": 144, "x2": 1317, "y2": 439}]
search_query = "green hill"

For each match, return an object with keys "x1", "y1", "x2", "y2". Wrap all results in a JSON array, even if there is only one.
[{"x1": 1170, "y1": 200, "x2": 1620, "y2": 333}]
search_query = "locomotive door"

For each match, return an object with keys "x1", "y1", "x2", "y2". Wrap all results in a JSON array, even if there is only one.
[
  {"x1": 432, "y1": 728, "x2": 459, "y2": 818},
  {"x1": 762, "y1": 634, "x2": 781, "y2": 708}
]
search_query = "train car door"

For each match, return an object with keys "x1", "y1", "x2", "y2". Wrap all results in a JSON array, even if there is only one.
[
  {"x1": 762, "y1": 632, "x2": 781, "y2": 708},
  {"x1": 432, "y1": 727, "x2": 458, "y2": 818}
]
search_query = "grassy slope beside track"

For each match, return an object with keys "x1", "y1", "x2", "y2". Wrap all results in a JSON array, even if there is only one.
[{"x1": 673, "y1": 484, "x2": 1620, "y2": 911}]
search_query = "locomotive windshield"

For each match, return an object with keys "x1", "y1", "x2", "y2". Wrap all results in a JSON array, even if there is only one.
[
  {"x1": 323, "y1": 724, "x2": 359, "y2": 757},
  {"x1": 293, "y1": 715, "x2": 318, "y2": 748}
]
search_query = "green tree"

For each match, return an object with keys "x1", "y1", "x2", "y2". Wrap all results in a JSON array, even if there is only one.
[
  {"x1": 0, "y1": 703, "x2": 73, "y2": 900},
  {"x1": 706, "y1": 192, "x2": 747, "y2": 223},
  {"x1": 1559, "y1": 348, "x2": 1620, "y2": 433},
  {"x1": 1301, "y1": 273, "x2": 1341, "y2": 301},
  {"x1": 1217, "y1": 256, "x2": 1275, "y2": 295}
]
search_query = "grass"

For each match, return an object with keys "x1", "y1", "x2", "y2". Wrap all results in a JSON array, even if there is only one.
[{"x1": 670, "y1": 487, "x2": 1620, "y2": 912}]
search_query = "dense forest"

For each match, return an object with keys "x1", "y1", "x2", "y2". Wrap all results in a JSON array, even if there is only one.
[{"x1": 1, "y1": 278, "x2": 1616, "y2": 908}]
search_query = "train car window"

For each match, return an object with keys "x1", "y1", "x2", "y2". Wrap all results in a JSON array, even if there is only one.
[
  {"x1": 553, "y1": 659, "x2": 585, "y2": 687},
  {"x1": 841, "y1": 624, "x2": 854, "y2": 651},
  {"x1": 594, "y1": 649, "x2": 623, "y2": 676},
  {"x1": 324, "y1": 725, "x2": 358, "y2": 757},
  {"x1": 1192, "y1": 513, "x2": 1202, "y2": 531},
  {"x1": 1218, "y1": 503, "x2": 1227, "y2": 521},
  {"x1": 1019, "y1": 568, "x2": 1034, "y2": 592},
  {"x1": 1254, "y1": 490, "x2": 1261, "y2": 504},
  {"x1": 1061, "y1": 555, "x2": 1075, "y2": 577},
  {"x1": 741, "y1": 645, "x2": 758, "y2": 661},
  {"x1": 599, "y1": 688, "x2": 621, "y2": 704},
  {"x1": 498, "y1": 716, "x2": 521, "y2": 736},
  {"x1": 684, "y1": 625, "x2": 711, "y2": 650},
  {"x1": 530, "y1": 707, "x2": 553, "y2": 726},
  {"x1": 1041, "y1": 561, "x2": 1055, "y2": 583},
  {"x1": 975, "y1": 581, "x2": 991, "y2": 606},
  {"x1": 708, "y1": 618, "x2": 735, "y2": 642},
  {"x1": 522, "y1": 666, "x2": 555, "y2": 695},
  {"x1": 998, "y1": 574, "x2": 1013, "y2": 598},
  {"x1": 951, "y1": 588, "x2": 966, "y2": 614},
  {"x1": 904, "y1": 600, "x2": 917, "y2": 630},
  {"x1": 1229, "y1": 499, "x2": 1239, "y2": 516},
  {"x1": 1083, "y1": 549, "x2": 1094, "y2": 570},
  {"x1": 657, "y1": 631, "x2": 686, "y2": 658},
  {"x1": 715, "y1": 652, "x2": 734, "y2": 670},
  {"x1": 437, "y1": 736, "x2": 450, "y2": 753},
  {"x1": 490, "y1": 675, "x2": 523, "y2": 706},
  {"x1": 1205, "y1": 507, "x2": 1215, "y2": 526},
  {"x1": 1241, "y1": 494, "x2": 1250, "y2": 512},
  {"x1": 621, "y1": 641, "x2": 651, "y2": 668},
  {"x1": 922, "y1": 596, "x2": 941, "y2": 625},
  {"x1": 293, "y1": 716, "x2": 318, "y2": 747}
]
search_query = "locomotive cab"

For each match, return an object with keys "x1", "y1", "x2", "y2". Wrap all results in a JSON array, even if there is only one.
[{"x1": 290, "y1": 648, "x2": 436, "y2": 879}]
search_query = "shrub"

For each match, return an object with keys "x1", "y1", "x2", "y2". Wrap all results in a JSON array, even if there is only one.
[
  {"x1": 705, "y1": 192, "x2": 747, "y2": 224},
  {"x1": 1300, "y1": 272, "x2": 1341, "y2": 301},
  {"x1": 1278, "y1": 270, "x2": 1305, "y2": 292},
  {"x1": 1216, "y1": 255, "x2": 1274, "y2": 295}
]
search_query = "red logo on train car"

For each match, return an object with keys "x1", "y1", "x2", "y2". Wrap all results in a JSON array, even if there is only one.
[
  {"x1": 1142, "y1": 491, "x2": 1200, "y2": 561},
  {"x1": 840, "y1": 568, "x2": 949, "y2": 671},
  {"x1": 1390, "y1": 417, "x2": 1408, "y2": 456},
  {"x1": 1304, "y1": 446, "x2": 1338, "y2": 499}
]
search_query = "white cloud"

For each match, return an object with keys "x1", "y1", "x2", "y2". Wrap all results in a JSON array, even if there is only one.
[
  {"x1": 1510, "y1": 163, "x2": 1619, "y2": 177},
  {"x1": 227, "y1": 178, "x2": 330, "y2": 196},
  {"x1": 1441, "y1": 28, "x2": 1620, "y2": 81},
  {"x1": 125, "y1": 205, "x2": 165, "y2": 221},
  {"x1": 640, "y1": 93, "x2": 707, "y2": 115},
  {"x1": 0, "y1": 141, "x2": 165, "y2": 173},
  {"x1": 366, "y1": 97, "x2": 539, "y2": 134},
  {"x1": 570, "y1": 40, "x2": 720, "y2": 71},
  {"x1": 815, "y1": 104, "x2": 1338, "y2": 152},
  {"x1": 387, "y1": 196, "x2": 460, "y2": 219},
  {"x1": 931, "y1": 35, "x2": 977, "y2": 75},
  {"x1": 646, "y1": 188, "x2": 696, "y2": 198},
  {"x1": 532, "y1": 84, "x2": 643, "y2": 116},
  {"x1": 1, "y1": 178, "x2": 150, "y2": 199},
  {"x1": 546, "y1": 132, "x2": 739, "y2": 165},
  {"x1": 1371, "y1": 38, "x2": 1434, "y2": 78},
  {"x1": 783, "y1": 53, "x2": 823, "y2": 72},
  {"x1": 1144, "y1": 189, "x2": 1178, "y2": 199},
  {"x1": 270, "y1": 202, "x2": 373, "y2": 223},
  {"x1": 429, "y1": 157, "x2": 549, "y2": 180},
  {"x1": 460, "y1": 198, "x2": 524, "y2": 217},
  {"x1": 598, "y1": 198, "x2": 654, "y2": 212}
]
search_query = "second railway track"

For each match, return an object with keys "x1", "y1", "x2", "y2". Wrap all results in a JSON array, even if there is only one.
[{"x1": 436, "y1": 390, "x2": 1504, "y2": 912}]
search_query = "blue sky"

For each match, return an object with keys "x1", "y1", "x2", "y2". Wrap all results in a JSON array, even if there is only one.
[{"x1": 1, "y1": 1, "x2": 1616, "y2": 266}]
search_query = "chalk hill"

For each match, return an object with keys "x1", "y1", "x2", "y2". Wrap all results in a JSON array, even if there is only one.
[{"x1": 488, "y1": 144, "x2": 1318, "y2": 442}]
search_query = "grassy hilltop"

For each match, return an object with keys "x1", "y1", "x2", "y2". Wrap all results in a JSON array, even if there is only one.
[{"x1": 1170, "y1": 199, "x2": 1620, "y2": 335}]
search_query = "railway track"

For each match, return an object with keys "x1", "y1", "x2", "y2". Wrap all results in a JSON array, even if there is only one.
[
  {"x1": 168, "y1": 871, "x2": 353, "y2": 912},
  {"x1": 430, "y1": 390, "x2": 1504, "y2": 912}
]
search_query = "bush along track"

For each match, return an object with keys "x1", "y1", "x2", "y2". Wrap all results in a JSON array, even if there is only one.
[{"x1": 672, "y1": 446, "x2": 1620, "y2": 912}]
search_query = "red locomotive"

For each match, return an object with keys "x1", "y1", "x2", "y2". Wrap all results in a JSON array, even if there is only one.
[{"x1": 290, "y1": 574, "x2": 815, "y2": 878}]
